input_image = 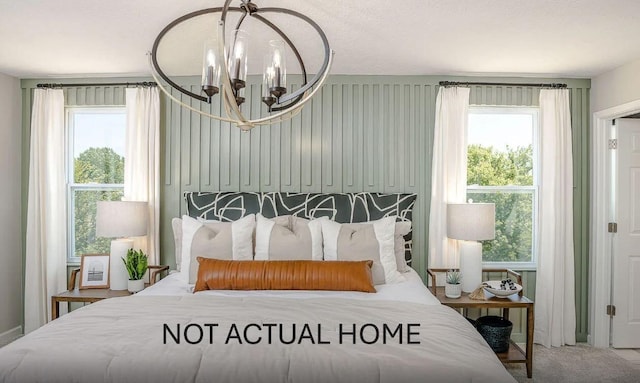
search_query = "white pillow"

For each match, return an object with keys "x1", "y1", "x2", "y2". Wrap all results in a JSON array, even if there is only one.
[
  {"x1": 254, "y1": 214, "x2": 325, "y2": 261},
  {"x1": 180, "y1": 214, "x2": 255, "y2": 283},
  {"x1": 395, "y1": 221, "x2": 412, "y2": 273},
  {"x1": 171, "y1": 218, "x2": 183, "y2": 272},
  {"x1": 320, "y1": 216, "x2": 404, "y2": 285}
]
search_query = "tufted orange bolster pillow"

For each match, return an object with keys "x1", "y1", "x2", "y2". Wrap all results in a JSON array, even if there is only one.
[{"x1": 194, "y1": 258, "x2": 376, "y2": 293}]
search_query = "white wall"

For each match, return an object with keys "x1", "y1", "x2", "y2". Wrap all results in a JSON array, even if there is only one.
[
  {"x1": 591, "y1": 57, "x2": 640, "y2": 112},
  {"x1": 0, "y1": 72, "x2": 23, "y2": 345}
]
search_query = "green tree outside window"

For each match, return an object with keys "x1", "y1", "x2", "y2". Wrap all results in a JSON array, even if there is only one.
[
  {"x1": 73, "y1": 147, "x2": 124, "y2": 257},
  {"x1": 467, "y1": 144, "x2": 534, "y2": 263}
]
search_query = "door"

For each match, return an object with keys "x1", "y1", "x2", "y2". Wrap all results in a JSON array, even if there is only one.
[{"x1": 612, "y1": 118, "x2": 640, "y2": 348}]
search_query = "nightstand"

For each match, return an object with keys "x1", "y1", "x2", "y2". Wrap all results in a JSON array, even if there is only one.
[
  {"x1": 427, "y1": 268, "x2": 534, "y2": 378},
  {"x1": 51, "y1": 265, "x2": 169, "y2": 321}
]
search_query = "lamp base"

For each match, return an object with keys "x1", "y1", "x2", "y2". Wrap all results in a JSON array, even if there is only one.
[
  {"x1": 110, "y1": 239, "x2": 133, "y2": 290},
  {"x1": 460, "y1": 241, "x2": 483, "y2": 293}
]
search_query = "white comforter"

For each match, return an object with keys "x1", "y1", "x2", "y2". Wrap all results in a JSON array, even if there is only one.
[{"x1": 0, "y1": 287, "x2": 515, "y2": 383}]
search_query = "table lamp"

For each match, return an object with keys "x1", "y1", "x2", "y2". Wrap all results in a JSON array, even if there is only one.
[
  {"x1": 447, "y1": 202, "x2": 495, "y2": 293},
  {"x1": 96, "y1": 201, "x2": 148, "y2": 290}
]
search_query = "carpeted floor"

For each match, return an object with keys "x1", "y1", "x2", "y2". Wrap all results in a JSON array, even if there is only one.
[{"x1": 505, "y1": 343, "x2": 640, "y2": 382}]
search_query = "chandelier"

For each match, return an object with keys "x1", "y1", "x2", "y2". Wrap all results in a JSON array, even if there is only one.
[{"x1": 150, "y1": 0, "x2": 334, "y2": 131}]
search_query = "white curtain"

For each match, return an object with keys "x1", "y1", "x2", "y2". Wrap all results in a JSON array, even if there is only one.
[
  {"x1": 429, "y1": 87, "x2": 470, "y2": 268},
  {"x1": 24, "y1": 89, "x2": 66, "y2": 333},
  {"x1": 535, "y1": 89, "x2": 576, "y2": 347},
  {"x1": 124, "y1": 87, "x2": 161, "y2": 265}
]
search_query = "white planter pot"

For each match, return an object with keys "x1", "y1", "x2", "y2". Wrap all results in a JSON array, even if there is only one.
[
  {"x1": 128, "y1": 279, "x2": 145, "y2": 293},
  {"x1": 445, "y1": 283, "x2": 462, "y2": 299}
]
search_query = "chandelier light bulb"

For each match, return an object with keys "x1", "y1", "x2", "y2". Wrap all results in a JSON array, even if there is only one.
[
  {"x1": 267, "y1": 40, "x2": 287, "y2": 99},
  {"x1": 228, "y1": 29, "x2": 249, "y2": 104},
  {"x1": 201, "y1": 39, "x2": 221, "y2": 99}
]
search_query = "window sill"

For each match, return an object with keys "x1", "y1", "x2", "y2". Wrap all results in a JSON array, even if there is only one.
[{"x1": 482, "y1": 262, "x2": 537, "y2": 272}]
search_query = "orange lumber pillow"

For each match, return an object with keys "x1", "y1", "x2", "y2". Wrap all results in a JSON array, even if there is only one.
[{"x1": 194, "y1": 258, "x2": 376, "y2": 293}]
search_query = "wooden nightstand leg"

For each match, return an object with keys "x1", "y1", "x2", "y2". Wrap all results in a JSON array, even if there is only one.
[
  {"x1": 526, "y1": 305, "x2": 534, "y2": 378},
  {"x1": 502, "y1": 308, "x2": 510, "y2": 320},
  {"x1": 51, "y1": 297, "x2": 59, "y2": 321}
]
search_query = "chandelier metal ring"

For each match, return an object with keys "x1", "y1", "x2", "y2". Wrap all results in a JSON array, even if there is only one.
[{"x1": 150, "y1": 1, "x2": 333, "y2": 129}]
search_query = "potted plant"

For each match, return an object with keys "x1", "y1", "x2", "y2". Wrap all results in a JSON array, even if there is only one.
[
  {"x1": 122, "y1": 249, "x2": 148, "y2": 293},
  {"x1": 445, "y1": 270, "x2": 462, "y2": 299}
]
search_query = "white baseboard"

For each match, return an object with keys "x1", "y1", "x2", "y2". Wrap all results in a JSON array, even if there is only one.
[{"x1": 0, "y1": 326, "x2": 23, "y2": 347}]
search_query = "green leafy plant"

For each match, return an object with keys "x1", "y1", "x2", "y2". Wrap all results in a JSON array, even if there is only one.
[
  {"x1": 122, "y1": 249, "x2": 148, "y2": 281},
  {"x1": 446, "y1": 270, "x2": 462, "y2": 285}
]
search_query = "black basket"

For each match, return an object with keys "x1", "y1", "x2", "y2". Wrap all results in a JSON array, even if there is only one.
[{"x1": 475, "y1": 315, "x2": 513, "y2": 353}]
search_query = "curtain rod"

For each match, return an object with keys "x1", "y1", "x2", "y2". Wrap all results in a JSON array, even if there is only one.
[
  {"x1": 439, "y1": 81, "x2": 567, "y2": 88},
  {"x1": 36, "y1": 82, "x2": 157, "y2": 89}
]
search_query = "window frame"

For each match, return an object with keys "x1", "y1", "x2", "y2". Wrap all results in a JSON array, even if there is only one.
[
  {"x1": 66, "y1": 107, "x2": 126, "y2": 264},
  {"x1": 467, "y1": 106, "x2": 540, "y2": 271}
]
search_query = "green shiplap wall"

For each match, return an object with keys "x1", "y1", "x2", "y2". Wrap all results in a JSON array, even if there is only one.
[{"x1": 20, "y1": 75, "x2": 590, "y2": 342}]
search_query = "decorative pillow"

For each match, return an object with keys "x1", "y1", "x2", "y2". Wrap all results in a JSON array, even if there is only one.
[
  {"x1": 194, "y1": 258, "x2": 376, "y2": 293},
  {"x1": 180, "y1": 214, "x2": 255, "y2": 284},
  {"x1": 321, "y1": 216, "x2": 405, "y2": 285},
  {"x1": 395, "y1": 221, "x2": 411, "y2": 273},
  {"x1": 254, "y1": 214, "x2": 325, "y2": 261}
]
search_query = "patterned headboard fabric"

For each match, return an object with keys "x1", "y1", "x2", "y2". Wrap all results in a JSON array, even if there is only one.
[{"x1": 184, "y1": 192, "x2": 417, "y2": 263}]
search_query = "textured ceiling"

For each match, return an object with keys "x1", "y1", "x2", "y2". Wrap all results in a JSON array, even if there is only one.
[{"x1": 1, "y1": 0, "x2": 639, "y2": 78}]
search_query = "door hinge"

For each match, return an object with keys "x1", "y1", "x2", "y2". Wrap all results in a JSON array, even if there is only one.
[
  {"x1": 609, "y1": 139, "x2": 617, "y2": 149},
  {"x1": 608, "y1": 222, "x2": 618, "y2": 233},
  {"x1": 607, "y1": 305, "x2": 616, "y2": 317}
]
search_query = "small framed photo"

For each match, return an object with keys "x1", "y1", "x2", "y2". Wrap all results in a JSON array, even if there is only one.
[{"x1": 79, "y1": 254, "x2": 110, "y2": 289}]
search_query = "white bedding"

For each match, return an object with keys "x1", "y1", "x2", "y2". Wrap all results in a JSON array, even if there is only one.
[{"x1": 0, "y1": 270, "x2": 515, "y2": 383}]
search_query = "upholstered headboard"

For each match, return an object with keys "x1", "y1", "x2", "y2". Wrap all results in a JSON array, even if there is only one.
[{"x1": 184, "y1": 192, "x2": 417, "y2": 263}]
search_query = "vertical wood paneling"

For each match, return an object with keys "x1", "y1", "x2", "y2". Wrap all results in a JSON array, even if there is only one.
[
  {"x1": 342, "y1": 84, "x2": 354, "y2": 190},
  {"x1": 374, "y1": 84, "x2": 384, "y2": 189},
  {"x1": 104, "y1": 87, "x2": 114, "y2": 105},
  {"x1": 350, "y1": 84, "x2": 364, "y2": 192},
  {"x1": 190, "y1": 86, "x2": 201, "y2": 191},
  {"x1": 300, "y1": 95, "x2": 313, "y2": 190},
  {"x1": 289, "y1": 96, "x2": 302, "y2": 192},
  {"x1": 219, "y1": 120, "x2": 231, "y2": 189},
  {"x1": 321, "y1": 86, "x2": 334, "y2": 191},
  {"x1": 239, "y1": 86, "x2": 252, "y2": 190},
  {"x1": 281, "y1": 119, "x2": 293, "y2": 190},
  {"x1": 247, "y1": 84, "x2": 262, "y2": 191},
  {"x1": 363, "y1": 84, "x2": 375, "y2": 189},
  {"x1": 269, "y1": 122, "x2": 281, "y2": 191},
  {"x1": 65, "y1": 88, "x2": 76, "y2": 105},
  {"x1": 180, "y1": 92, "x2": 194, "y2": 191},
  {"x1": 95, "y1": 87, "x2": 104, "y2": 105},
  {"x1": 303, "y1": 92, "x2": 322, "y2": 192},
  {"x1": 413, "y1": 84, "x2": 435, "y2": 279},
  {"x1": 209, "y1": 93, "x2": 222, "y2": 192},
  {"x1": 407, "y1": 85, "x2": 417, "y2": 190},
  {"x1": 21, "y1": 75, "x2": 590, "y2": 342},
  {"x1": 200, "y1": 106, "x2": 211, "y2": 188}
]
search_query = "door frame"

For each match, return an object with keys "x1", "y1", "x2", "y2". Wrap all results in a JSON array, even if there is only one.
[{"x1": 591, "y1": 98, "x2": 640, "y2": 347}]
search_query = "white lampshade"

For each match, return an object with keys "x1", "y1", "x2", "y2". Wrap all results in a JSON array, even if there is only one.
[
  {"x1": 447, "y1": 203, "x2": 496, "y2": 241},
  {"x1": 96, "y1": 201, "x2": 148, "y2": 238},
  {"x1": 447, "y1": 203, "x2": 496, "y2": 293}
]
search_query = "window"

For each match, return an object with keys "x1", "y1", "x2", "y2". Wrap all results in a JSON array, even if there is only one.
[
  {"x1": 467, "y1": 107, "x2": 538, "y2": 269},
  {"x1": 67, "y1": 108, "x2": 126, "y2": 264}
]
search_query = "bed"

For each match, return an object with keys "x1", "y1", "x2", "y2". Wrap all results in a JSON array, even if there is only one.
[{"x1": 0, "y1": 192, "x2": 516, "y2": 383}]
